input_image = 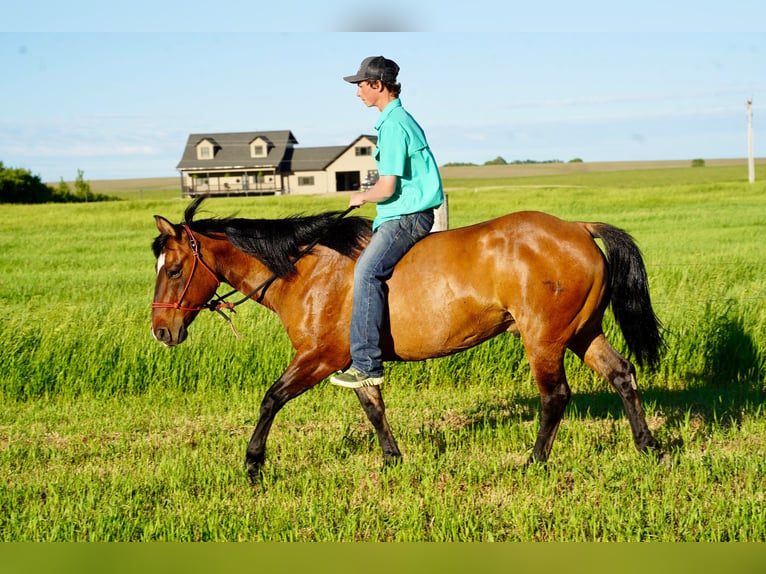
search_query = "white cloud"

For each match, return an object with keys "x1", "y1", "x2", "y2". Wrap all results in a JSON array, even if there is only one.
[{"x1": 0, "y1": 115, "x2": 185, "y2": 180}]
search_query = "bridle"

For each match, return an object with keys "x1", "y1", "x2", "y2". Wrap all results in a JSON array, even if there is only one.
[
  {"x1": 151, "y1": 224, "x2": 222, "y2": 314},
  {"x1": 151, "y1": 206, "x2": 358, "y2": 338},
  {"x1": 151, "y1": 223, "x2": 267, "y2": 338}
]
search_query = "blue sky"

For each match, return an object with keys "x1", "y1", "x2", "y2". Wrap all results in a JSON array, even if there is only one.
[{"x1": 2, "y1": 2, "x2": 764, "y2": 181}]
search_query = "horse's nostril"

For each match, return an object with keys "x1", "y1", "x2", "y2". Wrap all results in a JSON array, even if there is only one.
[
  {"x1": 153, "y1": 327, "x2": 170, "y2": 344},
  {"x1": 152, "y1": 325, "x2": 185, "y2": 347}
]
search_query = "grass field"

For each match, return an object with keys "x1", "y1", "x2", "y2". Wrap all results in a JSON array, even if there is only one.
[{"x1": 2, "y1": 164, "x2": 765, "y2": 541}]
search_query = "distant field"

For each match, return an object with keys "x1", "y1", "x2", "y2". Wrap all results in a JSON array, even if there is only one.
[
  {"x1": 83, "y1": 177, "x2": 183, "y2": 200},
  {"x1": 440, "y1": 157, "x2": 764, "y2": 180},
  {"x1": 74, "y1": 158, "x2": 766, "y2": 198}
]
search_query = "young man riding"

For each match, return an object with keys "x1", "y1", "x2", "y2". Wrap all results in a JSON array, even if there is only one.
[{"x1": 330, "y1": 56, "x2": 444, "y2": 389}]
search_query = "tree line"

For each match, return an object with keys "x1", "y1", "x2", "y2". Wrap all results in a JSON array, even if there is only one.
[
  {"x1": 442, "y1": 157, "x2": 583, "y2": 167},
  {"x1": 0, "y1": 163, "x2": 114, "y2": 204}
]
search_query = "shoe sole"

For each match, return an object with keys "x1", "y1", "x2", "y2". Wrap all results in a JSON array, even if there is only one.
[{"x1": 329, "y1": 375, "x2": 384, "y2": 389}]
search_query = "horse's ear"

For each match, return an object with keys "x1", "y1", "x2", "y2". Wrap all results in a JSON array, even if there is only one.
[{"x1": 154, "y1": 215, "x2": 178, "y2": 238}]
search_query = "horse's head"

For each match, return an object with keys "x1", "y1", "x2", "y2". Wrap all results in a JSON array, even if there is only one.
[{"x1": 151, "y1": 215, "x2": 221, "y2": 346}]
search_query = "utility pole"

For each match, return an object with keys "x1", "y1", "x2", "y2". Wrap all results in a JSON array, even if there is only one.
[{"x1": 747, "y1": 98, "x2": 755, "y2": 183}]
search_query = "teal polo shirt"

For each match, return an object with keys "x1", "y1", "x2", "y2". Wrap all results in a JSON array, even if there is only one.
[{"x1": 372, "y1": 99, "x2": 444, "y2": 230}]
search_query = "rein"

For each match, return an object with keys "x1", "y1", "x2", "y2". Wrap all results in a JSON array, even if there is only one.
[{"x1": 152, "y1": 206, "x2": 358, "y2": 339}]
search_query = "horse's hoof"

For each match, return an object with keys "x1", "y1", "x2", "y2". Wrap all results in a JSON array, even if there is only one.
[
  {"x1": 245, "y1": 455, "x2": 265, "y2": 485},
  {"x1": 643, "y1": 444, "x2": 673, "y2": 469},
  {"x1": 526, "y1": 452, "x2": 549, "y2": 466},
  {"x1": 637, "y1": 437, "x2": 662, "y2": 461},
  {"x1": 247, "y1": 466, "x2": 262, "y2": 485},
  {"x1": 382, "y1": 455, "x2": 402, "y2": 471}
]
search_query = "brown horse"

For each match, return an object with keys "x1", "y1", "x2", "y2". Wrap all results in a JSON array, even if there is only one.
[{"x1": 151, "y1": 197, "x2": 663, "y2": 481}]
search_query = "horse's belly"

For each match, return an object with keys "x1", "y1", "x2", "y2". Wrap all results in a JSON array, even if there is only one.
[{"x1": 387, "y1": 303, "x2": 512, "y2": 361}]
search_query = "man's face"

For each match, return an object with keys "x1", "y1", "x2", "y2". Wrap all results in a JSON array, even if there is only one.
[{"x1": 355, "y1": 80, "x2": 380, "y2": 108}]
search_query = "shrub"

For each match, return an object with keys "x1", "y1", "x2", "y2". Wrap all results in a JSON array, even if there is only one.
[
  {"x1": 0, "y1": 162, "x2": 52, "y2": 203},
  {"x1": 0, "y1": 163, "x2": 116, "y2": 203}
]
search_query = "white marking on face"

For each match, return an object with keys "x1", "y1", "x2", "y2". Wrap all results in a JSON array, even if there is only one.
[{"x1": 156, "y1": 252, "x2": 166, "y2": 277}]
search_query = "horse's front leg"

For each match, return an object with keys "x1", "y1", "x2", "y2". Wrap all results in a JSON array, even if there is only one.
[
  {"x1": 245, "y1": 352, "x2": 336, "y2": 483},
  {"x1": 354, "y1": 386, "x2": 402, "y2": 466}
]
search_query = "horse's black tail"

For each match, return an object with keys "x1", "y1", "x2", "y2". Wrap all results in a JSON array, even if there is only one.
[{"x1": 586, "y1": 223, "x2": 664, "y2": 369}]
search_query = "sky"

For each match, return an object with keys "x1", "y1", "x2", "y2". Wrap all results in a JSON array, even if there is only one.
[{"x1": 2, "y1": 1, "x2": 765, "y2": 182}]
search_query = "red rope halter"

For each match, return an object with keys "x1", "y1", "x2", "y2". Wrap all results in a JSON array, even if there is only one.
[{"x1": 151, "y1": 224, "x2": 221, "y2": 313}]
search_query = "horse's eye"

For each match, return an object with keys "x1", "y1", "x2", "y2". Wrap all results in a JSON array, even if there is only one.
[{"x1": 167, "y1": 266, "x2": 182, "y2": 279}]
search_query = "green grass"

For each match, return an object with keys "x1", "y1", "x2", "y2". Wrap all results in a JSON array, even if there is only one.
[{"x1": 1, "y1": 166, "x2": 765, "y2": 541}]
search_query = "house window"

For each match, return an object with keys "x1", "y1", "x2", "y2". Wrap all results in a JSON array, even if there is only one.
[
  {"x1": 355, "y1": 146, "x2": 372, "y2": 156},
  {"x1": 198, "y1": 146, "x2": 211, "y2": 159},
  {"x1": 298, "y1": 176, "x2": 315, "y2": 186},
  {"x1": 251, "y1": 139, "x2": 268, "y2": 158}
]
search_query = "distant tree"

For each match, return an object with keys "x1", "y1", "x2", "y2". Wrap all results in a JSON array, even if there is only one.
[
  {"x1": 691, "y1": 159, "x2": 705, "y2": 168},
  {"x1": 442, "y1": 157, "x2": 571, "y2": 167},
  {"x1": 55, "y1": 177, "x2": 72, "y2": 199},
  {"x1": 0, "y1": 162, "x2": 116, "y2": 204},
  {"x1": 0, "y1": 162, "x2": 53, "y2": 203},
  {"x1": 74, "y1": 169, "x2": 93, "y2": 201},
  {"x1": 510, "y1": 159, "x2": 563, "y2": 165}
]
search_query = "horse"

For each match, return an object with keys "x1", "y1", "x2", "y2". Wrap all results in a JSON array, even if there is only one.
[{"x1": 151, "y1": 197, "x2": 663, "y2": 481}]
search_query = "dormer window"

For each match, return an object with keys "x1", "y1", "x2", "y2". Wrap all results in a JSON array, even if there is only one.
[
  {"x1": 196, "y1": 138, "x2": 217, "y2": 160},
  {"x1": 250, "y1": 137, "x2": 269, "y2": 158}
]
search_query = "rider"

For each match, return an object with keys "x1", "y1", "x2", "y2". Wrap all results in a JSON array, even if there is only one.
[{"x1": 330, "y1": 56, "x2": 444, "y2": 389}]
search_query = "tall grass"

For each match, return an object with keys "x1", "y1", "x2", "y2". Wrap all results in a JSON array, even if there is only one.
[{"x1": 1, "y1": 166, "x2": 765, "y2": 540}]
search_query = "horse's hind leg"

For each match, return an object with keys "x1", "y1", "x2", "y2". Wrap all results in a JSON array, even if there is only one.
[
  {"x1": 576, "y1": 333, "x2": 659, "y2": 452},
  {"x1": 527, "y1": 349, "x2": 572, "y2": 463},
  {"x1": 354, "y1": 386, "x2": 402, "y2": 465}
]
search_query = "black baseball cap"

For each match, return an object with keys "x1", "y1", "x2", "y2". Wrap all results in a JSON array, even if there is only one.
[{"x1": 343, "y1": 56, "x2": 400, "y2": 84}]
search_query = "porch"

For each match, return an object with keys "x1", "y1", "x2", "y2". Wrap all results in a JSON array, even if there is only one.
[{"x1": 181, "y1": 169, "x2": 284, "y2": 198}]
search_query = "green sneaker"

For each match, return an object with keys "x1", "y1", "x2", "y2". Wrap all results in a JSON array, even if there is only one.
[{"x1": 329, "y1": 367, "x2": 384, "y2": 388}]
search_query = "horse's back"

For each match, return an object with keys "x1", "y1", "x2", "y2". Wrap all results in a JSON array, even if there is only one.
[{"x1": 385, "y1": 211, "x2": 609, "y2": 360}]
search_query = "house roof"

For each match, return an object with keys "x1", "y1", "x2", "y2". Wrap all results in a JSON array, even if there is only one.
[
  {"x1": 287, "y1": 134, "x2": 378, "y2": 171},
  {"x1": 290, "y1": 135, "x2": 378, "y2": 171},
  {"x1": 176, "y1": 130, "x2": 298, "y2": 171},
  {"x1": 289, "y1": 146, "x2": 347, "y2": 171}
]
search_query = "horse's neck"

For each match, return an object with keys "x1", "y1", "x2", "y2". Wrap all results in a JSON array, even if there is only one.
[
  {"x1": 209, "y1": 241, "x2": 275, "y2": 297},
  {"x1": 267, "y1": 244, "x2": 354, "y2": 306}
]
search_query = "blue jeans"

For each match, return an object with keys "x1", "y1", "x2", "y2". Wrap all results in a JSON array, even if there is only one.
[{"x1": 349, "y1": 210, "x2": 435, "y2": 377}]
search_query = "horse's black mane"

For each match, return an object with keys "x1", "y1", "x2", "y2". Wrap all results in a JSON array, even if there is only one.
[{"x1": 153, "y1": 196, "x2": 372, "y2": 278}]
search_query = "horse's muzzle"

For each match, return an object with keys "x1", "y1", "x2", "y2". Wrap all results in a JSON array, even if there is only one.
[{"x1": 152, "y1": 324, "x2": 187, "y2": 347}]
